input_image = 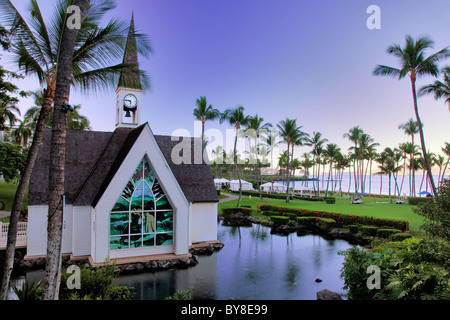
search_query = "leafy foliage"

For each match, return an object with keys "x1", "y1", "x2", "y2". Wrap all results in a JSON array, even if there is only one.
[
  {"x1": 339, "y1": 238, "x2": 450, "y2": 300},
  {"x1": 0, "y1": 142, "x2": 27, "y2": 182},
  {"x1": 414, "y1": 179, "x2": 450, "y2": 242}
]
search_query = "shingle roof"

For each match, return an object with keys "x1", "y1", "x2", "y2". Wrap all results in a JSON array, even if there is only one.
[{"x1": 28, "y1": 124, "x2": 218, "y2": 207}]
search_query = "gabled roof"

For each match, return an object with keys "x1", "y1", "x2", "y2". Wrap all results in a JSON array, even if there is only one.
[{"x1": 28, "y1": 124, "x2": 218, "y2": 207}]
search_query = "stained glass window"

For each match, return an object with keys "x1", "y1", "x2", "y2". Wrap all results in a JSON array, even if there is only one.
[{"x1": 110, "y1": 157, "x2": 174, "y2": 250}]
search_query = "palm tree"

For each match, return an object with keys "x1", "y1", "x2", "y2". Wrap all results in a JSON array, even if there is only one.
[
  {"x1": 378, "y1": 150, "x2": 402, "y2": 203},
  {"x1": 419, "y1": 66, "x2": 450, "y2": 111},
  {"x1": 0, "y1": 98, "x2": 20, "y2": 131},
  {"x1": 324, "y1": 143, "x2": 340, "y2": 196},
  {"x1": 262, "y1": 129, "x2": 279, "y2": 172},
  {"x1": 344, "y1": 126, "x2": 363, "y2": 196},
  {"x1": 277, "y1": 118, "x2": 302, "y2": 202},
  {"x1": 12, "y1": 119, "x2": 32, "y2": 146},
  {"x1": 306, "y1": 131, "x2": 328, "y2": 196},
  {"x1": 193, "y1": 96, "x2": 220, "y2": 145},
  {"x1": 374, "y1": 35, "x2": 450, "y2": 197},
  {"x1": 0, "y1": 0, "x2": 151, "y2": 300},
  {"x1": 441, "y1": 142, "x2": 450, "y2": 184},
  {"x1": 358, "y1": 133, "x2": 379, "y2": 200},
  {"x1": 399, "y1": 119, "x2": 419, "y2": 196},
  {"x1": 220, "y1": 106, "x2": 249, "y2": 207},
  {"x1": 245, "y1": 114, "x2": 271, "y2": 197}
]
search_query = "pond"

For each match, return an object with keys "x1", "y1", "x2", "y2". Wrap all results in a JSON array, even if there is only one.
[{"x1": 114, "y1": 221, "x2": 353, "y2": 300}]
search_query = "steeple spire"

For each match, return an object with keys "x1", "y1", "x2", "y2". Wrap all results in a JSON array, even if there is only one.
[{"x1": 117, "y1": 13, "x2": 142, "y2": 90}]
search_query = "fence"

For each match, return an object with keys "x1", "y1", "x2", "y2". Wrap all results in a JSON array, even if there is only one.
[{"x1": 0, "y1": 222, "x2": 27, "y2": 249}]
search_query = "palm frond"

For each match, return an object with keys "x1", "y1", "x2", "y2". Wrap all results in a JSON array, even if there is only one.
[
  {"x1": 72, "y1": 63, "x2": 150, "y2": 95},
  {"x1": 373, "y1": 65, "x2": 402, "y2": 79},
  {"x1": 28, "y1": 0, "x2": 54, "y2": 64}
]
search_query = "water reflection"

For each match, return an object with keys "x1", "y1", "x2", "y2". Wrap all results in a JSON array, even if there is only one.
[{"x1": 115, "y1": 221, "x2": 352, "y2": 300}]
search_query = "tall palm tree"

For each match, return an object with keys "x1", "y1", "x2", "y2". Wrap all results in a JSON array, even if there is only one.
[
  {"x1": 12, "y1": 119, "x2": 32, "y2": 146},
  {"x1": 324, "y1": 143, "x2": 340, "y2": 196},
  {"x1": 344, "y1": 126, "x2": 363, "y2": 196},
  {"x1": 378, "y1": 149, "x2": 402, "y2": 203},
  {"x1": 262, "y1": 129, "x2": 279, "y2": 172},
  {"x1": 245, "y1": 114, "x2": 271, "y2": 197},
  {"x1": 0, "y1": 0, "x2": 151, "y2": 300},
  {"x1": 277, "y1": 118, "x2": 302, "y2": 202},
  {"x1": 193, "y1": 96, "x2": 220, "y2": 145},
  {"x1": 419, "y1": 66, "x2": 450, "y2": 111},
  {"x1": 220, "y1": 106, "x2": 249, "y2": 207},
  {"x1": 357, "y1": 133, "x2": 379, "y2": 200},
  {"x1": 306, "y1": 131, "x2": 328, "y2": 196},
  {"x1": 374, "y1": 35, "x2": 450, "y2": 197},
  {"x1": 399, "y1": 118, "x2": 419, "y2": 196}
]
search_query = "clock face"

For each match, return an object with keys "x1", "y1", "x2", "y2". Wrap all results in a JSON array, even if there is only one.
[{"x1": 123, "y1": 94, "x2": 137, "y2": 109}]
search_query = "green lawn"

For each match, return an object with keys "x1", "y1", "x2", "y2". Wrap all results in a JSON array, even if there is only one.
[
  {"x1": 0, "y1": 182, "x2": 28, "y2": 222},
  {"x1": 219, "y1": 194, "x2": 425, "y2": 236}
]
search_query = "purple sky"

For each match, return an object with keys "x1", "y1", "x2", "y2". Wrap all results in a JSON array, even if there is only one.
[{"x1": 4, "y1": 0, "x2": 450, "y2": 162}]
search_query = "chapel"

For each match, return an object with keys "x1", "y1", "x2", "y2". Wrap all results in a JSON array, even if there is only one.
[{"x1": 25, "y1": 16, "x2": 219, "y2": 265}]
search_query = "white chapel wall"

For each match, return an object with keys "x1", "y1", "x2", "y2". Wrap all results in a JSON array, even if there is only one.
[{"x1": 190, "y1": 202, "x2": 218, "y2": 244}]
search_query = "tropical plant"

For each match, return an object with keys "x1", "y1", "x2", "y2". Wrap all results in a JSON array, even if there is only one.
[
  {"x1": 440, "y1": 142, "x2": 450, "y2": 185},
  {"x1": 344, "y1": 126, "x2": 364, "y2": 196},
  {"x1": 340, "y1": 238, "x2": 450, "y2": 300},
  {"x1": 378, "y1": 148, "x2": 402, "y2": 203},
  {"x1": 307, "y1": 131, "x2": 328, "y2": 196},
  {"x1": 193, "y1": 96, "x2": 220, "y2": 145},
  {"x1": 324, "y1": 143, "x2": 341, "y2": 196},
  {"x1": 419, "y1": 65, "x2": 450, "y2": 111},
  {"x1": 220, "y1": 106, "x2": 250, "y2": 207},
  {"x1": 0, "y1": 98, "x2": 20, "y2": 131},
  {"x1": 414, "y1": 178, "x2": 450, "y2": 242},
  {"x1": 399, "y1": 119, "x2": 419, "y2": 196},
  {"x1": 374, "y1": 35, "x2": 450, "y2": 197},
  {"x1": 0, "y1": 0, "x2": 152, "y2": 300},
  {"x1": 277, "y1": 118, "x2": 303, "y2": 202},
  {"x1": 11, "y1": 280, "x2": 42, "y2": 300}
]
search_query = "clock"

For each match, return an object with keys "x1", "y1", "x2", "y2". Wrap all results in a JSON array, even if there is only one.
[{"x1": 123, "y1": 94, "x2": 137, "y2": 109}]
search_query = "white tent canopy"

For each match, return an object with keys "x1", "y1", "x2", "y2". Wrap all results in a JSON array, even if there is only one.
[
  {"x1": 229, "y1": 179, "x2": 253, "y2": 191},
  {"x1": 260, "y1": 182, "x2": 287, "y2": 193},
  {"x1": 214, "y1": 178, "x2": 230, "y2": 189}
]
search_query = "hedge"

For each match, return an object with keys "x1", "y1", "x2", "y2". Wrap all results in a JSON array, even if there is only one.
[
  {"x1": 221, "y1": 207, "x2": 252, "y2": 216},
  {"x1": 270, "y1": 216, "x2": 290, "y2": 226},
  {"x1": 296, "y1": 216, "x2": 318, "y2": 226},
  {"x1": 407, "y1": 197, "x2": 434, "y2": 205},
  {"x1": 376, "y1": 228, "x2": 402, "y2": 238},
  {"x1": 257, "y1": 204, "x2": 409, "y2": 231},
  {"x1": 389, "y1": 232, "x2": 412, "y2": 241},
  {"x1": 348, "y1": 225, "x2": 359, "y2": 234},
  {"x1": 230, "y1": 190, "x2": 292, "y2": 200},
  {"x1": 317, "y1": 218, "x2": 336, "y2": 229},
  {"x1": 359, "y1": 225, "x2": 379, "y2": 237}
]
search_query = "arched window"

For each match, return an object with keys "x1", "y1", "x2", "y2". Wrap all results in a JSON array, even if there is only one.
[{"x1": 110, "y1": 157, "x2": 173, "y2": 250}]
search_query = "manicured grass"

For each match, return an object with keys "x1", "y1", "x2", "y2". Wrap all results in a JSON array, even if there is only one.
[
  {"x1": 0, "y1": 181, "x2": 28, "y2": 212},
  {"x1": 218, "y1": 195, "x2": 425, "y2": 236}
]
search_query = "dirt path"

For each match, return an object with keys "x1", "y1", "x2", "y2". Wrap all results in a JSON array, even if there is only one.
[{"x1": 218, "y1": 193, "x2": 240, "y2": 203}]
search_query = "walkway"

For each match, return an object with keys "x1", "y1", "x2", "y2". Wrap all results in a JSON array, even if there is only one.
[
  {"x1": 218, "y1": 193, "x2": 240, "y2": 203},
  {"x1": 0, "y1": 210, "x2": 10, "y2": 219}
]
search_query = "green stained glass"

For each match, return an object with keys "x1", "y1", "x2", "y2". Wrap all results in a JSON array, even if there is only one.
[
  {"x1": 110, "y1": 156, "x2": 174, "y2": 251},
  {"x1": 156, "y1": 212, "x2": 173, "y2": 232}
]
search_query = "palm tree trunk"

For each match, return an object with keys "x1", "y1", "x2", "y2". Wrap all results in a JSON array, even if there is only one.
[
  {"x1": 285, "y1": 142, "x2": 291, "y2": 202},
  {"x1": 411, "y1": 79, "x2": 437, "y2": 197},
  {"x1": 41, "y1": 0, "x2": 90, "y2": 300},
  {"x1": 234, "y1": 132, "x2": 242, "y2": 207},
  {"x1": 388, "y1": 174, "x2": 392, "y2": 203},
  {"x1": 0, "y1": 88, "x2": 54, "y2": 300}
]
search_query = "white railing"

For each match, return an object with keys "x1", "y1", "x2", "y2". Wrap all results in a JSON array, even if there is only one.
[{"x1": 0, "y1": 222, "x2": 27, "y2": 248}]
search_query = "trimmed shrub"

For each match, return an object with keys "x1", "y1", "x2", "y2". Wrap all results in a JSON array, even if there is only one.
[
  {"x1": 270, "y1": 216, "x2": 290, "y2": 226},
  {"x1": 389, "y1": 232, "x2": 412, "y2": 241},
  {"x1": 221, "y1": 207, "x2": 252, "y2": 217},
  {"x1": 325, "y1": 198, "x2": 336, "y2": 204},
  {"x1": 376, "y1": 228, "x2": 402, "y2": 238},
  {"x1": 257, "y1": 205, "x2": 409, "y2": 231},
  {"x1": 216, "y1": 189, "x2": 221, "y2": 196},
  {"x1": 261, "y1": 210, "x2": 278, "y2": 217},
  {"x1": 407, "y1": 197, "x2": 434, "y2": 206},
  {"x1": 359, "y1": 225, "x2": 379, "y2": 237},
  {"x1": 296, "y1": 216, "x2": 317, "y2": 227},
  {"x1": 317, "y1": 218, "x2": 336, "y2": 229},
  {"x1": 284, "y1": 212, "x2": 297, "y2": 220},
  {"x1": 348, "y1": 225, "x2": 359, "y2": 234}
]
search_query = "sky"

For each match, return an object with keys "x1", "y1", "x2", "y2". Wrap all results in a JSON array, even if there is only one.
[{"x1": 2, "y1": 0, "x2": 450, "y2": 164}]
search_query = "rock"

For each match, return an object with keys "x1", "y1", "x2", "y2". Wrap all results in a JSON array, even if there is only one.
[
  {"x1": 328, "y1": 229, "x2": 340, "y2": 236},
  {"x1": 316, "y1": 289, "x2": 343, "y2": 300}
]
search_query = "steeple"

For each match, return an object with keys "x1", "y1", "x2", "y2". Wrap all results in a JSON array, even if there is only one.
[
  {"x1": 117, "y1": 13, "x2": 141, "y2": 90},
  {"x1": 115, "y1": 13, "x2": 142, "y2": 129}
]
